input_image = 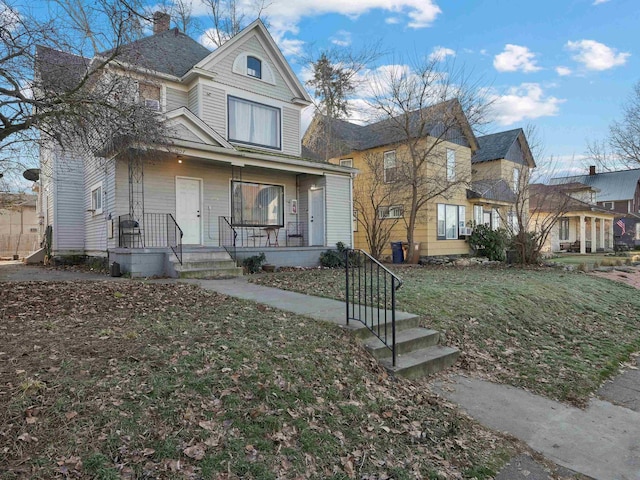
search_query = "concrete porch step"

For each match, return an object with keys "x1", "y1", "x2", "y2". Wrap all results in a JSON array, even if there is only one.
[
  {"x1": 176, "y1": 266, "x2": 243, "y2": 279},
  {"x1": 176, "y1": 259, "x2": 238, "y2": 270},
  {"x1": 177, "y1": 251, "x2": 235, "y2": 262},
  {"x1": 349, "y1": 313, "x2": 421, "y2": 339},
  {"x1": 363, "y1": 327, "x2": 440, "y2": 360},
  {"x1": 380, "y1": 345, "x2": 460, "y2": 379}
]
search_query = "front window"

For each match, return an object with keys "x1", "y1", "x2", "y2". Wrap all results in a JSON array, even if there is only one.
[
  {"x1": 231, "y1": 181, "x2": 283, "y2": 227},
  {"x1": 492, "y1": 208, "x2": 500, "y2": 230},
  {"x1": 559, "y1": 217, "x2": 570, "y2": 241},
  {"x1": 383, "y1": 151, "x2": 397, "y2": 183},
  {"x1": 90, "y1": 183, "x2": 103, "y2": 215},
  {"x1": 247, "y1": 56, "x2": 262, "y2": 79},
  {"x1": 437, "y1": 203, "x2": 465, "y2": 239},
  {"x1": 139, "y1": 82, "x2": 161, "y2": 111},
  {"x1": 513, "y1": 167, "x2": 520, "y2": 192},
  {"x1": 228, "y1": 96, "x2": 281, "y2": 149},
  {"x1": 473, "y1": 204, "x2": 483, "y2": 226},
  {"x1": 446, "y1": 149, "x2": 456, "y2": 181},
  {"x1": 378, "y1": 205, "x2": 404, "y2": 219}
]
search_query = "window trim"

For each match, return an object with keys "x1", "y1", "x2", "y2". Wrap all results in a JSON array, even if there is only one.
[
  {"x1": 559, "y1": 217, "x2": 570, "y2": 241},
  {"x1": 227, "y1": 96, "x2": 282, "y2": 150},
  {"x1": 230, "y1": 180, "x2": 285, "y2": 228},
  {"x1": 513, "y1": 167, "x2": 520, "y2": 192},
  {"x1": 247, "y1": 56, "x2": 262, "y2": 79},
  {"x1": 90, "y1": 182, "x2": 103, "y2": 215},
  {"x1": 383, "y1": 150, "x2": 397, "y2": 183},
  {"x1": 603, "y1": 201, "x2": 614, "y2": 210},
  {"x1": 437, "y1": 203, "x2": 466, "y2": 240},
  {"x1": 378, "y1": 204, "x2": 404, "y2": 219}
]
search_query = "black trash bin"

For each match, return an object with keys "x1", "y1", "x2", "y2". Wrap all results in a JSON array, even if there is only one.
[{"x1": 391, "y1": 242, "x2": 404, "y2": 264}]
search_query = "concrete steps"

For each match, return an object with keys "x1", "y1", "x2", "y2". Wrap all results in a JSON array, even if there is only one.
[
  {"x1": 170, "y1": 248, "x2": 243, "y2": 279},
  {"x1": 354, "y1": 313, "x2": 459, "y2": 379}
]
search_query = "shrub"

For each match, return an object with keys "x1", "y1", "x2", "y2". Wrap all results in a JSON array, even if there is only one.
[
  {"x1": 320, "y1": 242, "x2": 351, "y2": 268},
  {"x1": 509, "y1": 231, "x2": 542, "y2": 264},
  {"x1": 468, "y1": 225, "x2": 508, "y2": 262},
  {"x1": 242, "y1": 253, "x2": 266, "y2": 274}
]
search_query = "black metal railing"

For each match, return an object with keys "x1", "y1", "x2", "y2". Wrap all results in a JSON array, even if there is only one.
[
  {"x1": 218, "y1": 216, "x2": 238, "y2": 264},
  {"x1": 118, "y1": 213, "x2": 183, "y2": 264},
  {"x1": 345, "y1": 249, "x2": 403, "y2": 366}
]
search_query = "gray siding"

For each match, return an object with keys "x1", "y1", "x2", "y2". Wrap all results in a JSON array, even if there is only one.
[
  {"x1": 188, "y1": 86, "x2": 199, "y2": 116},
  {"x1": 84, "y1": 156, "x2": 108, "y2": 254},
  {"x1": 201, "y1": 85, "x2": 227, "y2": 136},
  {"x1": 282, "y1": 107, "x2": 301, "y2": 156},
  {"x1": 166, "y1": 87, "x2": 188, "y2": 111},
  {"x1": 207, "y1": 36, "x2": 295, "y2": 103},
  {"x1": 52, "y1": 149, "x2": 85, "y2": 253},
  {"x1": 325, "y1": 174, "x2": 352, "y2": 247}
]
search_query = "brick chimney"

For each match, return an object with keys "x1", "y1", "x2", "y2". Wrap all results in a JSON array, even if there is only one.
[
  {"x1": 589, "y1": 165, "x2": 596, "y2": 176},
  {"x1": 153, "y1": 12, "x2": 170, "y2": 35}
]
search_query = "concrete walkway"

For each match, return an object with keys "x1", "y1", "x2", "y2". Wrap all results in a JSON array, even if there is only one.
[{"x1": 436, "y1": 375, "x2": 640, "y2": 480}]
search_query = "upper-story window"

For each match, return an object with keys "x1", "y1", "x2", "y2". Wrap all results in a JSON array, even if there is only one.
[
  {"x1": 513, "y1": 167, "x2": 520, "y2": 192},
  {"x1": 446, "y1": 148, "x2": 456, "y2": 181},
  {"x1": 228, "y1": 96, "x2": 281, "y2": 149},
  {"x1": 383, "y1": 151, "x2": 397, "y2": 183},
  {"x1": 139, "y1": 82, "x2": 161, "y2": 111},
  {"x1": 247, "y1": 56, "x2": 262, "y2": 79},
  {"x1": 340, "y1": 159, "x2": 353, "y2": 167}
]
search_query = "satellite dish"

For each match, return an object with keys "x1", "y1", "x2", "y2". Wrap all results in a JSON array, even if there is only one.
[{"x1": 23, "y1": 168, "x2": 40, "y2": 181}]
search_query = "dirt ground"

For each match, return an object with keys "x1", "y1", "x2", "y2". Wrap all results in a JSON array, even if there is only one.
[{"x1": 589, "y1": 265, "x2": 640, "y2": 289}]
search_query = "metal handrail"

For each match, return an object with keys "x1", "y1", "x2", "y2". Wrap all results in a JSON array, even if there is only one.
[
  {"x1": 117, "y1": 213, "x2": 183, "y2": 264},
  {"x1": 167, "y1": 214, "x2": 183, "y2": 265},
  {"x1": 218, "y1": 216, "x2": 238, "y2": 265},
  {"x1": 345, "y1": 248, "x2": 403, "y2": 366}
]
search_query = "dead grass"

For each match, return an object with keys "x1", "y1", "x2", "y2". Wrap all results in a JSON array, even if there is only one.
[
  {"x1": 251, "y1": 266, "x2": 640, "y2": 406},
  {"x1": 0, "y1": 281, "x2": 522, "y2": 479}
]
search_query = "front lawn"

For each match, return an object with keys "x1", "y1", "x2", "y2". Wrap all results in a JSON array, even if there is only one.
[
  {"x1": 251, "y1": 266, "x2": 640, "y2": 405},
  {"x1": 1, "y1": 281, "x2": 518, "y2": 479},
  {"x1": 550, "y1": 253, "x2": 640, "y2": 268}
]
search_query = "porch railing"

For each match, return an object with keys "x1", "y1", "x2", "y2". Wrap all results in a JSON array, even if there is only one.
[
  {"x1": 218, "y1": 216, "x2": 238, "y2": 264},
  {"x1": 345, "y1": 249, "x2": 403, "y2": 366},
  {"x1": 118, "y1": 213, "x2": 183, "y2": 264}
]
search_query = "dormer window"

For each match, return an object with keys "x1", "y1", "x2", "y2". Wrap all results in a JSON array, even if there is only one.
[{"x1": 247, "y1": 56, "x2": 262, "y2": 79}]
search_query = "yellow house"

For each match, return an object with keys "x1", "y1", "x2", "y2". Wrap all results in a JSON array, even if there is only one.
[{"x1": 303, "y1": 104, "x2": 535, "y2": 260}]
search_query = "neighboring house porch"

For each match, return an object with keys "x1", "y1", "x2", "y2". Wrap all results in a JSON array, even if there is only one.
[{"x1": 553, "y1": 213, "x2": 615, "y2": 254}]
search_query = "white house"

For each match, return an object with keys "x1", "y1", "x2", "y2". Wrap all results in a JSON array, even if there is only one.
[{"x1": 38, "y1": 14, "x2": 354, "y2": 277}]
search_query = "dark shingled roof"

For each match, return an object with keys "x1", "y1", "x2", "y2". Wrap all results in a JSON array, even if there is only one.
[
  {"x1": 467, "y1": 179, "x2": 517, "y2": 203},
  {"x1": 35, "y1": 45, "x2": 90, "y2": 92},
  {"x1": 472, "y1": 128, "x2": 522, "y2": 164},
  {"x1": 304, "y1": 99, "x2": 475, "y2": 160},
  {"x1": 549, "y1": 168, "x2": 640, "y2": 202},
  {"x1": 529, "y1": 183, "x2": 614, "y2": 214},
  {"x1": 101, "y1": 28, "x2": 211, "y2": 77}
]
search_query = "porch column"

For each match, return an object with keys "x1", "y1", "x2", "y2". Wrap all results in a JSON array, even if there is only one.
[
  {"x1": 610, "y1": 219, "x2": 615, "y2": 249},
  {"x1": 599, "y1": 218, "x2": 605, "y2": 251},
  {"x1": 591, "y1": 217, "x2": 597, "y2": 253},
  {"x1": 580, "y1": 215, "x2": 586, "y2": 254}
]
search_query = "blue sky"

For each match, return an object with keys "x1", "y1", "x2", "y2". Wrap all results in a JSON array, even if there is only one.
[{"x1": 178, "y1": 0, "x2": 638, "y2": 174}]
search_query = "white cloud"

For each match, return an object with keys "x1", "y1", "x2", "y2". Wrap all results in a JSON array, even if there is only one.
[
  {"x1": 556, "y1": 66, "x2": 572, "y2": 76},
  {"x1": 428, "y1": 46, "x2": 455, "y2": 62},
  {"x1": 593, "y1": 0, "x2": 610, "y2": 4},
  {"x1": 0, "y1": 3, "x2": 21, "y2": 31},
  {"x1": 277, "y1": 37, "x2": 305, "y2": 57},
  {"x1": 566, "y1": 39, "x2": 629, "y2": 71},
  {"x1": 488, "y1": 83, "x2": 564, "y2": 125},
  {"x1": 479, "y1": 49, "x2": 489, "y2": 56},
  {"x1": 385, "y1": 17, "x2": 401, "y2": 24},
  {"x1": 198, "y1": 29, "x2": 219, "y2": 50},
  {"x1": 331, "y1": 30, "x2": 352, "y2": 47},
  {"x1": 493, "y1": 44, "x2": 541, "y2": 73}
]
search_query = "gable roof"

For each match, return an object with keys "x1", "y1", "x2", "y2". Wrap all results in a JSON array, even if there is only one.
[
  {"x1": 304, "y1": 99, "x2": 478, "y2": 160},
  {"x1": 548, "y1": 168, "x2": 640, "y2": 202},
  {"x1": 193, "y1": 19, "x2": 311, "y2": 103},
  {"x1": 472, "y1": 128, "x2": 536, "y2": 167},
  {"x1": 529, "y1": 183, "x2": 615, "y2": 215},
  {"x1": 35, "y1": 45, "x2": 91, "y2": 92},
  {"x1": 101, "y1": 28, "x2": 211, "y2": 78},
  {"x1": 164, "y1": 107, "x2": 234, "y2": 149}
]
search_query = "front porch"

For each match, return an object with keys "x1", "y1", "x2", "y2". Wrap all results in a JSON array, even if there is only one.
[{"x1": 554, "y1": 213, "x2": 615, "y2": 254}]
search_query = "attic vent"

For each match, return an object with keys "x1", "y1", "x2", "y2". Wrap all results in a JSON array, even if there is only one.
[{"x1": 145, "y1": 99, "x2": 160, "y2": 111}]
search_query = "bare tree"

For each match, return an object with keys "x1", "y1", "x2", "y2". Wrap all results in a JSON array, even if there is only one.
[
  {"x1": 201, "y1": 0, "x2": 269, "y2": 48},
  {"x1": 353, "y1": 150, "x2": 404, "y2": 259},
  {"x1": 365, "y1": 57, "x2": 491, "y2": 261},
  {"x1": 609, "y1": 81, "x2": 640, "y2": 167},
  {"x1": 151, "y1": 0, "x2": 199, "y2": 34},
  {"x1": 0, "y1": 0, "x2": 166, "y2": 185}
]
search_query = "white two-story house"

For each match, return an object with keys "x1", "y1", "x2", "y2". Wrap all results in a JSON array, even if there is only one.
[{"x1": 38, "y1": 14, "x2": 354, "y2": 277}]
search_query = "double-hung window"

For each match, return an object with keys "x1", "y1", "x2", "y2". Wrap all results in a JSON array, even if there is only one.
[
  {"x1": 473, "y1": 205, "x2": 483, "y2": 227},
  {"x1": 513, "y1": 167, "x2": 520, "y2": 192},
  {"x1": 437, "y1": 204, "x2": 466, "y2": 239},
  {"x1": 340, "y1": 159, "x2": 353, "y2": 167},
  {"x1": 446, "y1": 149, "x2": 456, "y2": 181},
  {"x1": 378, "y1": 205, "x2": 404, "y2": 219},
  {"x1": 90, "y1": 183, "x2": 103, "y2": 215},
  {"x1": 559, "y1": 217, "x2": 570, "y2": 241},
  {"x1": 247, "y1": 56, "x2": 262, "y2": 79},
  {"x1": 228, "y1": 96, "x2": 281, "y2": 149},
  {"x1": 383, "y1": 151, "x2": 397, "y2": 183},
  {"x1": 231, "y1": 181, "x2": 284, "y2": 227}
]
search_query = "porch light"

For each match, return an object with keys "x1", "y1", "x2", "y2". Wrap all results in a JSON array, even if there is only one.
[{"x1": 178, "y1": 159, "x2": 183, "y2": 164}]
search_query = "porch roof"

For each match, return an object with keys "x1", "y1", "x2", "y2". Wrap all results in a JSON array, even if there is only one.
[{"x1": 169, "y1": 137, "x2": 357, "y2": 176}]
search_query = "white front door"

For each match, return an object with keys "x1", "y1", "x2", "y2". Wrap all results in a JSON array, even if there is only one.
[
  {"x1": 309, "y1": 188, "x2": 325, "y2": 246},
  {"x1": 176, "y1": 177, "x2": 202, "y2": 244}
]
